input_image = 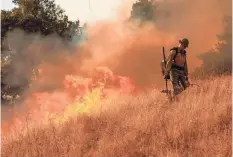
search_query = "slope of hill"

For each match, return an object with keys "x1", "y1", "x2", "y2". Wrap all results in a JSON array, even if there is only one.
[{"x1": 2, "y1": 75, "x2": 232, "y2": 157}]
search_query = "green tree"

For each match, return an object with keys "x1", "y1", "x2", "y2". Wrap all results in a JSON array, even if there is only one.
[
  {"x1": 1, "y1": 0, "x2": 77, "y2": 42},
  {"x1": 1, "y1": 0, "x2": 80, "y2": 104}
]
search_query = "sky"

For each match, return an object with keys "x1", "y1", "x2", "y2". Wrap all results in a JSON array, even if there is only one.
[
  {"x1": 1, "y1": 0, "x2": 129, "y2": 24},
  {"x1": 1, "y1": 0, "x2": 15, "y2": 10}
]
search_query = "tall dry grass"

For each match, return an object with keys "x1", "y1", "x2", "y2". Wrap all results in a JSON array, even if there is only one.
[{"x1": 2, "y1": 75, "x2": 232, "y2": 157}]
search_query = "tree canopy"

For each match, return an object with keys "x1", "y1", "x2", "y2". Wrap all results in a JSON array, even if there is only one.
[
  {"x1": 194, "y1": 15, "x2": 232, "y2": 76},
  {"x1": 1, "y1": 0, "x2": 79, "y2": 46},
  {"x1": 1, "y1": 0, "x2": 80, "y2": 104},
  {"x1": 130, "y1": 0, "x2": 157, "y2": 26}
]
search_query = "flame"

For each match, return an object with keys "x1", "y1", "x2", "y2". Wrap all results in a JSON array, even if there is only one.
[{"x1": 2, "y1": 66, "x2": 137, "y2": 137}]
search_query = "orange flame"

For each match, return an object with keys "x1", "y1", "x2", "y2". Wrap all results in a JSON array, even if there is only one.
[{"x1": 2, "y1": 66, "x2": 137, "y2": 137}]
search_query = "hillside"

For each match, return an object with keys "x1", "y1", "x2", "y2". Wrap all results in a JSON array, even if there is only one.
[{"x1": 2, "y1": 75, "x2": 232, "y2": 157}]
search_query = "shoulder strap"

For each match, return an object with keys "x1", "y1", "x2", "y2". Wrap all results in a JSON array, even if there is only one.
[{"x1": 182, "y1": 49, "x2": 187, "y2": 65}]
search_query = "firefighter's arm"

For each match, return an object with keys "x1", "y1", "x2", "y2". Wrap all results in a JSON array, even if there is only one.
[
  {"x1": 184, "y1": 61, "x2": 190, "y2": 87},
  {"x1": 165, "y1": 50, "x2": 176, "y2": 75},
  {"x1": 184, "y1": 61, "x2": 188, "y2": 76}
]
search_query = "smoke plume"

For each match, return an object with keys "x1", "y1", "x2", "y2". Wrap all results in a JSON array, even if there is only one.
[{"x1": 2, "y1": 0, "x2": 231, "y2": 135}]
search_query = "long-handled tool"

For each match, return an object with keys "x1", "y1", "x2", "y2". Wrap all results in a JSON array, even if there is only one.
[
  {"x1": 161, "y1": 46, "x2": 169, "y2": 94},
  {"x1": 190, "y1": 83, "x2": 200, "y2": 87}
]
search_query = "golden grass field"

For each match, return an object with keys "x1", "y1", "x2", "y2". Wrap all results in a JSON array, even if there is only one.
[{"x1": 2, "y1": 75, "x2": 232, "y2": 157}]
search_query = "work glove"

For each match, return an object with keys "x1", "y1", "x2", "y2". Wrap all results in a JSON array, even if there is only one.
[{"x1": 164, "y1": 73, "x2": 170, "y2": 80}]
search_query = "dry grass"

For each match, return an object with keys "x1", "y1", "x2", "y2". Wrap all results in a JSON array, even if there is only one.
[{"x1": 2, "y1": 75, "x2": 232, "y2": 157}]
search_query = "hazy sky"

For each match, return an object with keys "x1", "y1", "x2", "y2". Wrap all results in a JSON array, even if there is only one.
[
  {"x1": 1, "y1": 0, "x2": 127, "y2": 24},
  {"x1": 1, "y1": 0, "x2": 15, "y2": 10}
]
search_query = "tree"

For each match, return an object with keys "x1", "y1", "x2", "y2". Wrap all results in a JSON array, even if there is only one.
[
  {"x1": 1, "y1": 0, "x2": 80, "y2": 104},
  {"x1": 1, "y1": 0, "x2": 77, "y2": 42},
  {"x1": 130, "y1": 0, "x2": 157, "y2": 26},
  {"x1": 193, "y1": 15, "x2": 232, "y2": 76}
]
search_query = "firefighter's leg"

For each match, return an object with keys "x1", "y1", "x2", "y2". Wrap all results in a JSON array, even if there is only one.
[
  {"x1": 180, "y1": 74, "x2": 189, "y2": 90},
  {"x1": 170, "y1": 69, "x2": 183, "y2": 97}
]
